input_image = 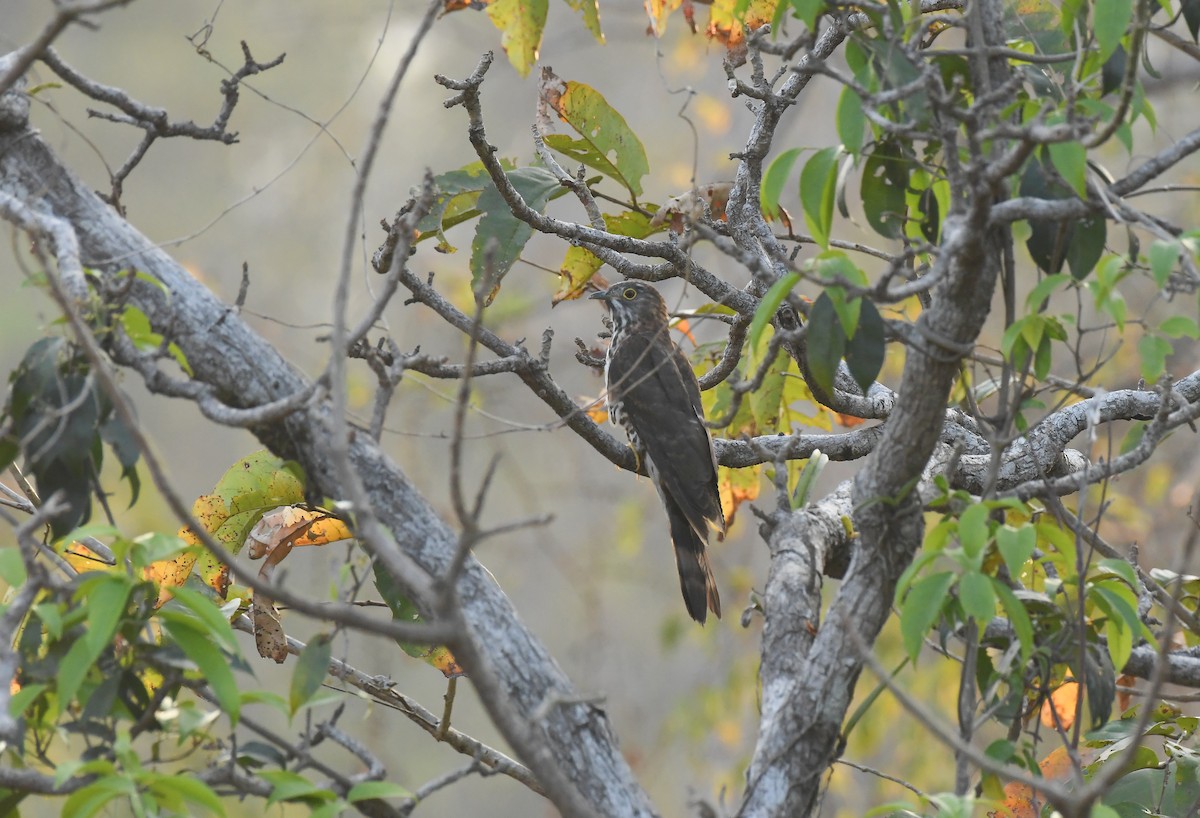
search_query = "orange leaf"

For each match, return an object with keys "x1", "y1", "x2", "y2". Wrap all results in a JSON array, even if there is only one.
[
  {"x1": 1039, "y1": 680, "x2": 1079, "y2": 732},
  {"x1": 673, "y1": 319, "x2": 698, "y2": 346},
  {"x1": 991, "y1": 744, "x2": 1097, "y2": 818},
  {"x1": 833, "y1": 412, "x2": 868, "y2": 428},
  {"x1": 1116, "y1": 673, "x2": 1136, "y2": 713},
  {"x1": 582, "y1": 395, "x2": 609, "y2": 425}
]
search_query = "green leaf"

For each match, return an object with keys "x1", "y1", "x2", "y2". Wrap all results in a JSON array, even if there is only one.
[
  {"x1": 162, "y1": 614, "x2": 240, "y2": 725},
  {"x1": 1138, "y1": 334, "x2": 1172, "y2": 382},
  {"x1": 750, "y1": 272, "x2": 801, "y2": 352},
  {"x1": 781, "y1": 0, "x2": 826, "y2": 27},
  {"x1": 1025, "y1": 273, "x2": 1072, "y2": 311},
  {"x1": 0, "y1": 436, "x2": 17, "y2": 474},
  {"x1": 1184, "y1": 0, "x2": 1200, "y2": 41},
  {"x1": 825, "y1": 287, "x2": 861, "y2": 339},
  {"x1": 1159, "y1": 315, "x2": 1200, "y2": 339},
  {"x1": 800, "y1": 147, "x2": 839, "y2": 248},
  {"x1": 8, "y1": 683, "x2": 47, "y2": 719},
  {"x1": 372, "y1": 562, "x2": 461, "y2": 676},
  {"x1": 1149, "y1": 239, "x2": 1182, "y2": 288},
  {"x1": 542, "y1": 79, "x2": 649, "y2": 198},
  {"x1": 129, "y1": 531, "x2": 189, "y2": 571},
  {"x1": 147, "y1": 776, "x2": 225, "y2": 817},
  {"x1": 62, "y1": 778, "x2": 134, "y2": 818},
  {"x1": 1066, "y1": 214, "x2": 1106, "y2": 280},
  {"x1": 806, "y1": 291, "x2": 844, "y2": 398},
  {"x1": 416, "y1": 163, "x2": 494, "y2": 251},
  {"x1": 1095, "y1": 0, "x2": 1135, "y2": 62},
  {"x1": 958, "y1": 503, "x2": 990, "y2": 559},
  {"x1": 1091, "y1": 588, "x2": 1134, "y2": 671},
  {"x1": 900, "y1": 571, "x2": 956, "y2": 661},
  {"x1": 995, "y1": 524, "x2": 1036, "y2": 576},
  {"x1": 1101, "y1": 46, "x2": 1126, "y2": 96},
  {"x1": 166, "y1": 586, "x2": 239, "y2": 653},
  {"x1": 844, "y1": 299, "x2": 885, "y2": 393},
  {"x1": 309, "y1": 802, "x2": 350, "y2": 818},
  {"x1": 1020, "y1": 156, "x2": 1074, "y2": 274},
  {"x1": 836, "y1": 88, "x2": 865, "y2": 153},
  {"x1": 290, "y1": 634, "x2": 333, "y2": 716},
  {"x1": 913, "y1": 181, "x2": 943, "y2": 244},
  {"x1": 346, "y1": 781, "x2": 414, "y2": 803},
  {"x1": 1048, "y1": 140, "x2": 1088, "y2": 198},
  {"x1": 472, "y1": 167, "x2": 561, "y2": 301},
  {"x1": 562, "y1": 0, "x2": 603, "y2": 41},
  {"x1": 959, "y1": 570, "x2": 997, "y2": 622},
  {"x1": 1095, "y1": 558, "x2": 1138, "y2": 590},
  {"x1": 80, "y1": 573, "x2": 132, "y2": 654},
  {"x1": 202, "y1": 450, "x2": 307, "y2": 554},
  {"x1": 260, "y1": 771, "x2": 334, "y2": 807},
  {"x1": 762, "y1": 148, "x2": 802, "y2": 221},
  {"x1": 860, "y1": 143, "x2": 908, "y2": 239},
  {"x1": 1033, "y1": 335, "x2": 1053, "y2": 380},
  {"x1": 791, "y1": 450, "x2": 829, "y2": 509},
  {"x1": 1037, "y1": 519, "x2": 1078, "y2": 574},
  {"x1": 992, "y1": 580, "x2": 1034, "y2": 663},
  {"x1": 485, "y1": 0, "x2": 548, "y2": 77},
  {"x1": 1001, "y1": 0, "x2": 1068, "y2": 52},
  {"x1": 812, "y1": 250, "x2": 869, "y2": 288}
]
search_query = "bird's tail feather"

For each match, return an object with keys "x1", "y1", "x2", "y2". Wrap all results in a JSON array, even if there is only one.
[{"x1": 666, "y1": 496, "x2": 721, "y2": 624}]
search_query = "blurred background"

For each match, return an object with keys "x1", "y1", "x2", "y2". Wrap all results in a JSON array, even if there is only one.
[{"x1": 2, "y1": 2, "x2": 1199, "y2": 816}]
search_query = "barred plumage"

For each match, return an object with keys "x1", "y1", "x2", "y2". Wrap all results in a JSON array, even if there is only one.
[{"x1": 589, "y1": 281, "x2": 724, "y2": 624}]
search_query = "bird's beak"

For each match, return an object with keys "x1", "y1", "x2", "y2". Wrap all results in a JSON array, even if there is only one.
[{"x1": 588, "y1": 290, "x2": 609, "y2": 302}]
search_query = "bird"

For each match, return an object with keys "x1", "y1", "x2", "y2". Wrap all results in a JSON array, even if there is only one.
[{"x1": 588, "y1": 280, "x2": 725, "y2": 624}]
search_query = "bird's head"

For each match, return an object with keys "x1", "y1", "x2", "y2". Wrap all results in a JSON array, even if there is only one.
[{"x1": 588, "y1": 281, "x2": 669, "y2": 331}]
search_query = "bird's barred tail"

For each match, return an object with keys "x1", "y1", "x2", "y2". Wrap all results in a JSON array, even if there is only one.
[{"x1": 666, "y1": 496, "x2": 721, "y2": 624}]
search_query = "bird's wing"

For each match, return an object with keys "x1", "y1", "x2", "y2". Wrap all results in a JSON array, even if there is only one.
[{"x1": 609, "y1": 332, "x2": 725, "y2": 535}]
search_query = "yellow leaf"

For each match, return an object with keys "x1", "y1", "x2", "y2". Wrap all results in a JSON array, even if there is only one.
[
  {"x1": 144, "y1": 551, "x2": 198, "y2": 608},
  {"x1": 423, "y1": 646, "x2": 466, "y2": 679},
  {"x1": 718, "y1": 465, "x2": 760, "y2": 527},
  {"x1": 644, "y1": 0, "x2": 684, "y2": 36},
  {"x1": 61, "y1": 543, "x2": 113, "y2": 574},
  {"x1": 485, "y1": 0, "x2": 548, "y2": 78},
  {"x1": 707, "y1": 0, "x2": 777, "y2": 47}
]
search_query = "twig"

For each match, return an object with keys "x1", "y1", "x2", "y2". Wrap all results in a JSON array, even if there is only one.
[
  {"x1": 436, "y1": 677, "x2": 457, "y2": 742},
  {"x1": 0, "y1": 0, "x2": 132, "y2": 96},
  {"x1": 229, "y1": 616, "x2": 545, "y2": 796}
]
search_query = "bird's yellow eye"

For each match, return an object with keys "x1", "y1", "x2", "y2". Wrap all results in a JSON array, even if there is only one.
[{"x1": 621, "y1": 287, "x2": 637, "y2": 300}]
